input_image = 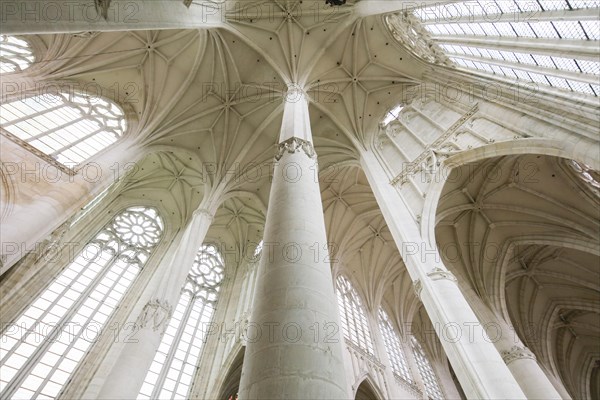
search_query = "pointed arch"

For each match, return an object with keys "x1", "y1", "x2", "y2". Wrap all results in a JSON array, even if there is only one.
[
  {"x1": 354, "y1": 374, "x2": 384, "y2": 400},
  {"x1": 422, "y1": 138, "x2": 600, "y2": 248},
  {"x1": 0, "y1": 90, "x2": 127, "y2": 170},
  {"x1": 216, "y1": 346, "x2": 244, "y2": 400}
]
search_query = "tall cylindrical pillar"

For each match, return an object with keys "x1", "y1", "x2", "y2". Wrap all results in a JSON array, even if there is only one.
[
  {"x1": 238, "y1": 87, "x2": 349, "y2": 399},
  {"x1": 361, "y1": 150, "x2": 526, "y2": 399},
  {"x1": 502, "y1": 346, "x2": 564, "y2": 399},
  {"x1": 97, "y1": 203, "x2": 216, "y2": 399}
]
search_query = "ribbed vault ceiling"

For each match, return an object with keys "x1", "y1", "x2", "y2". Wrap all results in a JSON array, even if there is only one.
[
  {"x1": 13, "y1": 2, "x2": 427, "y2": 310},
  {"x1": 435, "y1": 154, "x2": 600, "y2": 399},
  {"x1": 3, "y1": 2, "x2": 598, "y2": 396}
]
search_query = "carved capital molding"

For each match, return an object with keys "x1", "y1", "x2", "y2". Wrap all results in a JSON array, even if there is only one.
[
  {"x1": 136, "y1": 298, "x2": 173, "y2": 333},
  {"x1": 94, "y1": 0, "x2": 111, "y2": 19},
  {"x1": 193, "y1": 207, "x2": 214, "y2": 221},
  {"x1": 501, "y1": 345, "x2": 536, "y2": 365},
  {"x1": 275, "y1": 137, "x2": 316, "y2": 161},
  {"x1": 427, "y1": 267, "x2": 457, "y2": 282},
  {"x1": 413, "y1": 279, "x2": 423, "y2": 300}
]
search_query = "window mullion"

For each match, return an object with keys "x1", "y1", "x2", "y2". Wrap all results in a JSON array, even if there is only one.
[
  {"x1": 0, "y1": 247, "x2": 106, "y2": 395},
  {"x1": 25, "y1": 116, "x2": 87, "y2": 142},
  {"x1": 49, "y1": 127, "x2": 104, "y2": 156},
  {"x1": 47, "y1": 256, "x2": 135, "y2": 399},
  {"x1": 1, "y1": 103, "x2": 65, "y2": 127},
  {"x1": 176, "y1": 297, "x2": 209, "y2": 398},
  {"x1": 150, "y1": 294, "x2": 195, "y2": 399},
  {"x1": 1, "y1": 247, "x2": 119, "y2": 399},
  {"x1": 0, "y1": 251, "x2": 94, "y2": 358},
  {"x1": 31, "y1": 255, "x2": 125, "y2": 396}
]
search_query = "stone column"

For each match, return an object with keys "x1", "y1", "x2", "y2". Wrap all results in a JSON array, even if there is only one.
[
  {"x1": 502, "y1": 346, "x2": 564, "y2": 399},
  {"x1": 472, "y1": 299, "x2": 565, "y2": 399},
  {"x1": 97, "y1": 202, "x2": 217, "y2": 399},
  {"x1": 360, "y1": 150, "x2": 526, "y2": 399},
  {"x1": 238, "y1": 86, "x2": 349, "y2": 399}
]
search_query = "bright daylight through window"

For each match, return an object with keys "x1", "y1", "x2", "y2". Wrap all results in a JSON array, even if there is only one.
[
  {"x1": 138, "y1": 245, "x2": 225, "y2": 400},
  {"x1": 411, "y1": 1, "x2": 600, "y2": 96},
  {"x1": 336, "y1": 275, "x2": 375, "y2": 356},
  {"x1": 0, "y1": 207, "x2": 163, "y2": 400},
  {"x1": 0, "y1": 92, "x2": 126, "y2": 167},
  {"x1": 0, "y1": 35, "x2": 34, "y2": 74}
]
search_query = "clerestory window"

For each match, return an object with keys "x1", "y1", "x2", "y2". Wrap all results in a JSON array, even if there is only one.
[
  {"x1": 0, "y1": 92, "x2": 126, "y2": 170},
  {"x1": 390, "y1": 1, "x2": 600, "y2": 97}
]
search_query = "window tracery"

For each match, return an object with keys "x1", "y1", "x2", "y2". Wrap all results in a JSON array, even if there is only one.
[
  {"x1": 0, "y1": 35, "x2": 34, "y2": 74},
  {"x1": 138, "y1": 244, "x2": 225, "y2": 400},
  {"x1": 0, "y1": 206, "x2": 163, "y2": 400},
  {"x1": 569, "y1": 159, "x2": 600, "y2": 195},
  {"x1": 382, "y1": 104, "x2": 405, "y2": 126},
  {"x1": 0, "y1": 92, "x2": 126, "y2": 169}
]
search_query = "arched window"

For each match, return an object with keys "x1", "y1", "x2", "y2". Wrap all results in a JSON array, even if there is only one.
[
  {"x1": 0, "y1": 92, "x2": 126, "y2": 168},
  {"x1": 569, "y1": 159, "x2": 600, "y2": 195},
  {"x1": 335, "y1": 275, "x2": 375, "y2": 355},
  {"x1": 0, "y1": 206, "x2": 164, "y2": 399},
  {"x1": 382, "y1": 104, "x2": 404, "y2": 126},
  {"x1": 138, "y1": 244, "x2": 225, "y2": 400},
  {"x1": 378, "y1": 308, "x2": 413, "y2": 384},
  {"x1": 253, "y1": 240, "x2": 263, "y2": 259},
  {"x1": 0, "y1": 35, "x2": 34, "y2": 74},
  {"x1": 410, "y1": 337, "x2": 443, "y2": 400}
]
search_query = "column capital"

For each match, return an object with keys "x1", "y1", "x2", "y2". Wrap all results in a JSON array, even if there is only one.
[
  {"x1": 413, "y1": 279, "x2": 423, "y2": 300},
  {"x1": 193, "y1": 207, "x2": 214, "y2": 221},
  {"x1": 501, "y1": 345, "x2": 536, "y2": 365},
  {"x1": 427, "y1": 266, "x2": 457, "y2": 282},
  {"x1": 275, "y1": 137, "x2": 316, "y2": 161},
  {"x1": 136, "y1": 298, "x2": 173, "y2": 333}
]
